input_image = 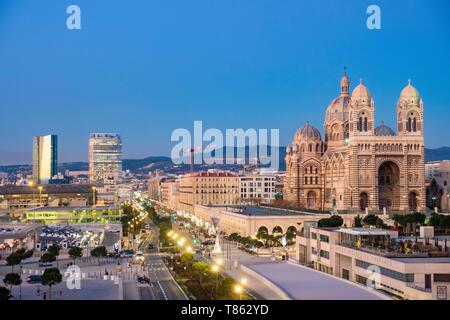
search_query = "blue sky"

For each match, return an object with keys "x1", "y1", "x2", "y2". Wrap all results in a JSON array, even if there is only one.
[{"x1": 0, "y1": 0, "x2": 449, "y2": 164}]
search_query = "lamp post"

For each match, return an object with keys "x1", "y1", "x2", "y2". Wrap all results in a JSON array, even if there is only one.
[
  {"x1": 38, "y1": 185, "x2": 43, "y2": 207},
  {"x1": 234, "y1": 284, "x2": 242, "y2": 300},
  {"x1": 92, "y1": 186, "x2": 97, "y2": 208},
  {"x1": 19, "y1": 265, "x2": 22, "y2": 300},
  {"x1": 211, "y1": 264, "x2": 220, "y2": 300}
]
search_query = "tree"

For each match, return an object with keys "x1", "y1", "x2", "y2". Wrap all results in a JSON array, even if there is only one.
[
  {"x1": 318, "y1": 215, "x2": 343, "y2": 228},
  {"x1": 0, "y1": 287, "x2": 11, "y2": 301},
  {"x1": 362, "y1": 214, "x2": 385, "y2": 228},
  {"x1": 68, "y1": 247, "x2": 83, "y2": 262},
  {"x1": 41, "y1": 268, "x2": 62, "y2": 299},
  {"x1": 192, "y1": 261, "x2": 209, "y2": 285},
  {"x1": 6, "y1": 252, "x2": 22, "y2": 273},
  {"x1": 22, "y1": 250, "x2": 34, "y2": 259},
  {"x1": 3, "y1": 273, "x2": 21, "y2": 295},
  {"x1": 354, "y1": 215, "x2": 363, "y2": 227},
  {"x1": 47, "y1": 245, "x2": 60, "y2": 257},
  {"x1": 393, "y1": 212, "x2": 426, "y2": 228},
  {"x1": 40, "y1": 252, "x2": 56, "y2": 263},
  {"x1": 180, "y1": 253, "x2": 194, "y2": 273},
  {"x1": 91, "y1": 246, "x2": 108, "y2": 265}
]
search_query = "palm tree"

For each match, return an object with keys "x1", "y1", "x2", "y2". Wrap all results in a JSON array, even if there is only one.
[{"x1": 3, "y1": 273, "x2": 21, "y2": 297}]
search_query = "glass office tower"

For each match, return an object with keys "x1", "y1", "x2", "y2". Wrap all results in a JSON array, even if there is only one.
[
  {"x1": 32, "y1": 135, "x2": 58, "y2": 184},
  {"x1": 88, "y1": 133, "x2": 122, "y2": 184}
]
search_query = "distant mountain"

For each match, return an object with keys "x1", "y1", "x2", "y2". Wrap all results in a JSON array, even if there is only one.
[
  {"x1": 424, "y1": 147, "x2": 450, "y2": 162},
  {"x1": 1, "y1": 147, "x2": 450, "y2": 175}
]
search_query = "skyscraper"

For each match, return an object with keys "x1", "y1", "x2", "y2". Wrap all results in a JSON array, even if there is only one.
[
  {"x1": 32, "y1": 135, "x2": 58, "y2": 184},
  {"x1": 89, "y1": 133, "x2": 122, "y2": 184}
]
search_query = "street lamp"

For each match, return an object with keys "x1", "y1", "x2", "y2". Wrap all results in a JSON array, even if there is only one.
[
  {"x1": 92, "y1": 186, "x2": 97, "y2": 208},
  {"x1": 211, "y1": 264, "x2": 220, "y2": 299},
  {"x1": 38, "y1": 185, "x2": 43, "y2": 207},
  {"x1": 234, "y1": 284, "x2": 243, "y2": 300}
]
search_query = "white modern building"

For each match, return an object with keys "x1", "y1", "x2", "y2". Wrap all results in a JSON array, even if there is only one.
[{"x1": 297, "y1": 226, "x2": 450, "y2": 300}]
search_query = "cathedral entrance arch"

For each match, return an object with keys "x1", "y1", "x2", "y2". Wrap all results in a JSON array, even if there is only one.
[
  {"x1": 307, "y1": 191, "x2": 317, "y2": 209},
  {"x1": 408, "y1": 192, "x2": 418, "y2": 211},
  {"x1": 378, "y1": 161, "x2": 400, "y2": 210},
  {"x1": 359, "y1": 192, "x2": 369, "y2": 211}
]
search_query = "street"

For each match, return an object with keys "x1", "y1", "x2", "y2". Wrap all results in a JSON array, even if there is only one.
[{"x1": 135, "y1": 219, "x2": 187, "y2": 300}]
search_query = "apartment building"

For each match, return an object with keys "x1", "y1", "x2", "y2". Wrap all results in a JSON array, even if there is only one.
[{"x1": 177, "y1": 171, "x2": 239, "y2": 213}]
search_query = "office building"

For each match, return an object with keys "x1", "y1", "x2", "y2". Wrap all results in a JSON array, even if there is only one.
[
  {"x1": 88, "y1": 133, "x2": 122, "y2": 184},
  {"x1": 32, "y1": 135, "x2": 57, "y2": 184}
]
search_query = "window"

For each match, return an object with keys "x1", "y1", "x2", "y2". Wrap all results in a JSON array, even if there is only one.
[
  {"x1": 434, "y1": 274, "x2": 450, "y2": 282},
  {"x1": 356, "y1": 260, "x2": 414, "y2": 282},
  {"x1": 320, "y1": 250, "x2": 330, "y2": 259},
  {"x1": 319, "y1": 234, "x2": 329, "y2": 243}
]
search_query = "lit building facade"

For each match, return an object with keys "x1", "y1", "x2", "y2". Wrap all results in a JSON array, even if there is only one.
[
  {"x1": 177, "y1": 171, "x2": 239, "y2": 213},
  {"x1": 239, "y1": 171, "x2": 277, "y2": 203},
  {"x1": 32, "y1": 135, "x2": 57, "y2": 184},
  {"x1": 425, "y1": 160, "x2": 450, "y2": 211},
  {"x1": 89, "y1": 133, "x2": 122, "y2": 184},
  {"x1": 284, "y1": 73, "x2": 425, "y2": 212}
]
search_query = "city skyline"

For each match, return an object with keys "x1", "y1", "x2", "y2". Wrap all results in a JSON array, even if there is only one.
[{"x1": 1, "y1": 1, "x2": 450, "y2": 166}]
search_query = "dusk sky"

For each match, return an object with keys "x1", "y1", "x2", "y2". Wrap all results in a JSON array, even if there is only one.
[{"x1": 0, "y1": 0, "x2": 449, "y2": 165}]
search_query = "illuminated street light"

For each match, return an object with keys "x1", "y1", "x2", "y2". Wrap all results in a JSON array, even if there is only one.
[
  {"x1": 234, "y1": 284, "x2": 243, "y2": 300},
  {"x1": 240, "y1": 278, "x2": 247, "y2": 286}
]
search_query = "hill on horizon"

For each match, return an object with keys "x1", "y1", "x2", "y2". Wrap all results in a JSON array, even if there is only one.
[{"x1": 1, "y1": 147, "x2": 450, "y2": 174}]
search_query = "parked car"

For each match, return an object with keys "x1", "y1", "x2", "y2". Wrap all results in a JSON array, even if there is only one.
[
  {"x1": 120, "y1": 250, "x2": 133, "y2": 258},
  {"x1": 147, "y1": 244, "x2": 155, "y2": 250},
  {"x1": 26, "y1": 275, "x2": 42, "y2": 284}
]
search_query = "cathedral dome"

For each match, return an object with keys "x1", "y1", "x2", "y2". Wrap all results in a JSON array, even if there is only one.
[
  {"x1": 293, "y1": 122, "x2": 322, "y2": 143},
  {"x1": 400, "y1": 80, "x2": 420, "y2": 101},
  {"x1": 351, "y1": 80, "x2": 371, "y2": 100},
  {"x1": 375, "y1": 122, "x2": 395, "y2": 136},
  {"x1": 325, "y1": 95, "x2": 351, "y2": 122}
]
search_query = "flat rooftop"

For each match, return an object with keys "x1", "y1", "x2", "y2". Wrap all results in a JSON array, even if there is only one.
[
  {"x1": 0, "y1": 223, "x2": 40, "y2": 239},
  {"x1": 0, "y1": 184, "x2": 94, "y2": 195},
  {"x1": 247, "y1": 262, "x2": 389, "y2": 300},
  {"x1": 337, "y1": 227, "x2": 397, "y2": 236},
  {"x1": 392, "y1": 257, "x2": 450, "y2": 264},
  {"x1": 217, "y1": 205, "x2": 317, "y2": 216},
  {"x1": 27, "y1": 206, "x2": 119, "y2": 212}
]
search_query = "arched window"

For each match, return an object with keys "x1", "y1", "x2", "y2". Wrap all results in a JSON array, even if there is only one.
[
  {"x1": 407, "y1": 118, "x2": 412, "y2": 132},
  {"x1": 304, "y1": 176, "x2": 308, "y2": 185},
  {"x1": 413, "y1": 118, "x2": 417, "y2": 132},
  {"x1": 363, "y1": 117, "x2": 368, "y2": 131},
  {"x1": 357, "y1": 117, "x2": 363, "y2": 131}
]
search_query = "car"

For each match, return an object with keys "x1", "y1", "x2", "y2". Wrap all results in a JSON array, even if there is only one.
[
  {"x1": 202, "y1": 239, "x2": 215, "y2": 246},
  {"x1": 120, "y1": 250, "x2": 134, "y2": 258},
  {"x1": 147, "y1": 244, "x2": 155, "y2": 250},
  {"x1": 26, "y1": 275, "x2": 42, "y2": 284},
  {"x1": 134, "y1": 250, "x2": 145, "y2": 263}
]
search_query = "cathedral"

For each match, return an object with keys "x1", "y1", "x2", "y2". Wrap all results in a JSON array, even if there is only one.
[{"x1": 284, "y1": 72, "x2": 425, "y2": 213}]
